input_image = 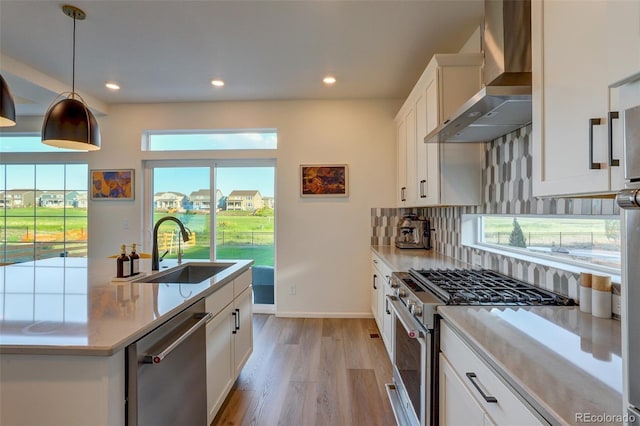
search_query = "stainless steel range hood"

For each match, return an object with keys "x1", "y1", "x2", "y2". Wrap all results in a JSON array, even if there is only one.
[{"x1": 425, "y1": 0, "x2": 531, "y2": 143}]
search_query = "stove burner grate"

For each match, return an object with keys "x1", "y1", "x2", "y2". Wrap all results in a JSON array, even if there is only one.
[{"x1": 409, "y1": 268, "x2": 575, "y2": 306}]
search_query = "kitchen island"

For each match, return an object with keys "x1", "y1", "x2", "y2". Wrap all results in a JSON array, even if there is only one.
[{"x1": 0, "y1": 256, "x2": 253, "y2": 426}]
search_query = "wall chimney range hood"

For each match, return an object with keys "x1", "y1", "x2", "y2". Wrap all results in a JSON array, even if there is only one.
[{"x1": 425, "y1": 0, "x2": 532, "y2": 143}]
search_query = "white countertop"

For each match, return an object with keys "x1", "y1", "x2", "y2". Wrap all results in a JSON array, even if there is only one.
[
  {"x1": 439, "y1": 306, "x2": 622, "y2": 425},
  {"x1": 0, "y1": 257, "x2": 252, "y2": 356},
  {"x1": 371, "y1": 245, "x2": 469, "y2": 271}
]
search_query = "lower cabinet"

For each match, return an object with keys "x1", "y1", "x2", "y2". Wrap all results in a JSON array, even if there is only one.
[
  {"x1": 439, "y1": 321, "x2": 543, "y2": 426},
  {"x1": 440, "y1": 354, "x2": 494, "y2": 426},
  {"x1": 205, "y1": 269, "x2": 253, "y2": 424},
  {"x1": 371, "y1": 252, "x2": 393, "y2": 357}
]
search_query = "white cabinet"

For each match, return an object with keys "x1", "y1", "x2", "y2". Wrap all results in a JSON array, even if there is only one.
[
  {"x1": 532, "y1": 0, "x2": 627, "y2": 197},
  {"x1": 371, "y1": 252, "x2": 393, "y2": 357},
  {"x1": 440, "y1": 321, "x2": 543, "y2": 426},
  {"x1": 205, "y1": 269, "x2": 253, "y2": 424},
  {"x1": 440, "y1": 354, "x2": 495, "y2": 426},
  {"x1": 205, "y1": 301, "x2": 235, "y2": 422},
  {"x1": 396, "y1": 53, "x2": 483, "y2": 207},
  {"x1": 233, "y1": 285, "x2": 253, "y2": 377},
  {"x1": 607, "y1": 0, "x2": 640, "y2": 86}
]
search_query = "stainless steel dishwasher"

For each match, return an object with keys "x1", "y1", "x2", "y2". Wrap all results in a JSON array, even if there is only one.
[{"x1": 126, "y1": 298, "x2": 212, "y2": 426}]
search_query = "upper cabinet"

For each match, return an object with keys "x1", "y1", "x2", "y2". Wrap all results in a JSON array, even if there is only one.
[
  {"x1": 607, "y1": 0, "x2": 640, "y2": 86},
  {"x1": 532, "y1": 0, "x2": 638, "y2": 197},
  {"x1": 396, "y1": 53, "x2": 484, "y2": 207}
]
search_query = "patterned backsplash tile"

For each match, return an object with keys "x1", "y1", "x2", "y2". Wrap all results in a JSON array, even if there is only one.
[{"x1": 372, "y1": 124, "x2": 620, "y2": 313}]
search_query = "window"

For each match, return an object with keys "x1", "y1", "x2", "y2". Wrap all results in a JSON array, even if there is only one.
[
  {"x1": 0, "y1": 134, "x2": 82, "y2": 153},
  {"x1": 0, "y1": 164, "x2": 88, "y2": 264},
  {"x1": 462, "y1": 214, "x2": 621, "y2": 275},
  {"x1": 144, "y1": 130, "x2": 277, "y2": 151}
]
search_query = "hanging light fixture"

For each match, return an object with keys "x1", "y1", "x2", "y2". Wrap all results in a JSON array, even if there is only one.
[
  {"x1": 42, "y1": 5, "x2": 100, "y2": 151},
  {"x1": 0, "y1": 74, "x2": 17, "y2": 127}
]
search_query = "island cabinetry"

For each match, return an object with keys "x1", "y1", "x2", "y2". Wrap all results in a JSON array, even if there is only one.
[
  {"x1": 439, "y1": 321, "x2": 544, "y2": 426},
  {"x1": 396, "y1": 53, "x2": 483, "y2": 207},
  {"x1": 0, "y1": 351, "x2": 125, "y2": 426},
  {"x1": 205, "y1": 269, "x2": 253, "y2": 424},
  {"x1": 531, "y1": 0, "x2": 631, "y2": 197}
]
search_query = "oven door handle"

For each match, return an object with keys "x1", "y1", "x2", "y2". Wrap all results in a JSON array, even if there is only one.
[{"x1": 387, "y1": 295, "x2": 425, "y2": 339}]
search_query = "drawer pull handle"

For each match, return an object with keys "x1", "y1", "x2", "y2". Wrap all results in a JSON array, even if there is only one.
[{"x1": 466, "y1": 372, "x2": 498, "y2": 403}]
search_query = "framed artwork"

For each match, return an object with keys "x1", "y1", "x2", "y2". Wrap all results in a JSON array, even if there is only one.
[
  {"x1": 90, "y1": 169, "x2": 134, "y2": 201},
  {"x1": 300, "y1": 164, "x2": 349, "y2": 197}
]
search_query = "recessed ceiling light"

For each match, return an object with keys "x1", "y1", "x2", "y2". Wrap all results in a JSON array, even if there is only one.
[
  {"x1": 323, "y1": 76, "x2": 337, "y2": 86},
  {"x1": 211, "y1": 79, "x2": 225, "y2": 87},
  {"x1": 105, "y1": 82, "x2": 120, "y2": 91}
]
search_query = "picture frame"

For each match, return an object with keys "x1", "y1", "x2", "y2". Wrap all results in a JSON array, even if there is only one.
[
  {"x1": 300, "y1": 164, "x2": 349, "y2": 197},
  {"x1": 90, "y1": 169, "x2": 134, "y2": 201}
]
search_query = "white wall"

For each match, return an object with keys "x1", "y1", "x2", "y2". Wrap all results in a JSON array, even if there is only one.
[{"x1": 3, "y1": 99, "x2": 398, "y2": 317}]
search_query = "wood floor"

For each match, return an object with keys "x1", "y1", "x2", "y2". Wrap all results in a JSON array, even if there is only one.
[{"x1": 212, "y1": 314, "x2": 396, "y2": 426}]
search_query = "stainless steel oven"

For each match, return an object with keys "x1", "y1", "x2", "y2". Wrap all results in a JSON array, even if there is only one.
[{"x1": 386, "y1": 272, "x2": 440, "y2": 426}]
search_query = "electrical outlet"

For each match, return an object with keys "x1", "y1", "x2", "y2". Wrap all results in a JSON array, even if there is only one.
[
  {"x1": 122, "y1": 219, "x2": 129, "y2": 230},
  {"x1": 288, "y1": 286, "x2": 296, "y2": 295}
]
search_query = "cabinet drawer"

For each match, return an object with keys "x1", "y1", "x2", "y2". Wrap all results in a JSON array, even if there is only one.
[
  {"x1": 205, "y1": 283, "x2": 233, "y2": 316},
  {"x1": 234, "y1": 269, "x2": 252, "y2": 297},
  {"x1": 440, "y1": 321, "x2": 544, "y2": 426},
  {"x1": 371, "y1": 253, "x2": 392, "y2": 278}
]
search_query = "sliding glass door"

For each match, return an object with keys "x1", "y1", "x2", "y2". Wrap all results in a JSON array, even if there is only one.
[{"x1": 145, "y1": 162, "x2": 275, "y2": 267}]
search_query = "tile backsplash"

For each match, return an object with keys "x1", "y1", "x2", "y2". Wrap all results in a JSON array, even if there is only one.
[{"x1": 372, "y1": 124, "x2": 621, "y2": 313}]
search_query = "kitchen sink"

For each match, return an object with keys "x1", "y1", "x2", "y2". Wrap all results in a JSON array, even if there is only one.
[{"x1": 137, "y1": 263, "x2": 233, "y2": 284}]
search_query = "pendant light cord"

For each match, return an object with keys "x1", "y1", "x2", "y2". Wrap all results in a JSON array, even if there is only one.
[{"x1": 72, "y1": 12, "x2": 76, "y2": 97}]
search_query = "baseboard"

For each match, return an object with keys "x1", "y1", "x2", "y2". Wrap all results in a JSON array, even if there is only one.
[
  {"x1": 252, "y1": 303, "x2": 276, "y2": 314},
  {"x1": 275, "y1": 311, "x2": 374, "y2": 319}
]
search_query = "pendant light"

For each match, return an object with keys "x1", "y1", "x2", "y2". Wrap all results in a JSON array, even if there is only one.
[
  {"x1": 42, "y1": 5, "x2": 100, "y2": 151},
  {"x1": 0, "y1": 74, "x2": 16, "y2": 127}
]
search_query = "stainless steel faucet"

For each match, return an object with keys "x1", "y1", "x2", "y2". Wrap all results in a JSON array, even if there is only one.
[{"x1": 152, "y1": 216, "x2": 191, "y2": 271}]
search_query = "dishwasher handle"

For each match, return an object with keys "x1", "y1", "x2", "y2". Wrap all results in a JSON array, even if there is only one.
[{"x1": 144, "y1": 312, "x2": 213, "y2": 364}]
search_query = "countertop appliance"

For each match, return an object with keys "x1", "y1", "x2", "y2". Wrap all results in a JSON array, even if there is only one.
[
  {"x1": 385, "y1": 268, "x2": 574, "y2": 426},
  {"x1": 126, "y1": 298, "x2": 212, "y2": 426},
  {"x1": 617, "y1": 103, "x2": 640, "y2": 425},
  {"x1": 395, "y1": 214, "x2": 432, "y2": 250}
]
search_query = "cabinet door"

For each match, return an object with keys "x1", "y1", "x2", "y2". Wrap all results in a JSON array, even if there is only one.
[
  {"x1": 206, "y1": 303, "x2": 234, "y2": 424},
  {"x1": 415, "y1": 90, "x2": 430, "y2": 203},
  {"x1": 607, "y1": 0, "x2": 640, "y2": 85},
  {"x1": 532, "y1": 0, "x2": 611, "y2": 196},
  {"x1": 371, "y1": 270, "x2": 379, "y2": 321},
  {"x1": 233, "y1": 286, "x2": 253, "y2": 376},
  {"x1": 440, "y1": 354, "x2": 493, "y2": 426},
  {"x1": 396, "y1": 116, "x2": 408, "y2": 206}
]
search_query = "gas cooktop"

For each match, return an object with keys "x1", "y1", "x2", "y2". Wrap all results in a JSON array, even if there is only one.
[{"x1": 409, "y1": 268, "x2": 575, "y2": 306}]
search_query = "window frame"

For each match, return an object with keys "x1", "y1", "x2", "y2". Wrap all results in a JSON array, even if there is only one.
[
  {"x1": 142, "y1": 129, "x2": 278, "y2": 151},
  {"x1": 461, "y1": 214, "x2": 621, "y2": 281}
]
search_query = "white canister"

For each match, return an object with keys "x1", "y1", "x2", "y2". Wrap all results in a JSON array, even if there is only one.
[
  {"x1": 591, "y1": 275, "x2": 612, "y2": 319},
  {"x1": 579, "y1": 272, "x2": 592, "y2": 314}
]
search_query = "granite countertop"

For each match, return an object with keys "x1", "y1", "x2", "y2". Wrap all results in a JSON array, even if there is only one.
[
  {"x1": 439, "y1": 306, "x2": 622, "y2": 426},
  {"x1": 0, "y1": 257, "x2": 252, "y2": 356}
]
